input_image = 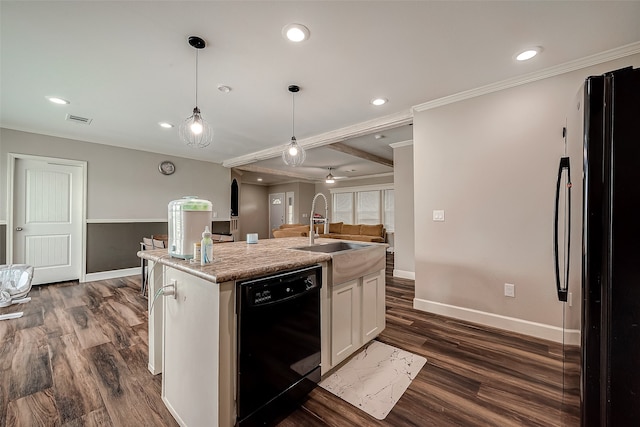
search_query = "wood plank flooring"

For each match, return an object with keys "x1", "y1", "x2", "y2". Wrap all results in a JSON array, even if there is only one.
[
  {"x1": 0, "y1": 255, "x2": 580, "y2": 426},
  {"x1": 0, "y1": 277, "x2": 175, "y2": 427}
]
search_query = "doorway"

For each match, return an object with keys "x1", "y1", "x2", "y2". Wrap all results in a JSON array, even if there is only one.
[
  {"x1": 8, "y1": 154, "x2": 86, "y2": 285},
  {"x1": 268, "y1": 193, "x2": 285, "y2": 238}
]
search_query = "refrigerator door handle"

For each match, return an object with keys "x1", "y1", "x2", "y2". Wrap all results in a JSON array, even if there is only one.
[{"x1": 553, "y1": 156, "x2": 571, "y2": 302}]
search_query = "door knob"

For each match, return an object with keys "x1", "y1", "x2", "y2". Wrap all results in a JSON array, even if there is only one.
[{"x1": 15, "y1": 227, "x2": 23, "y2": 231}]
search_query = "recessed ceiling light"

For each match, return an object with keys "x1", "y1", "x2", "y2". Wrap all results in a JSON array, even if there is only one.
[
  {"x1": 371, "y1": 98, "x2": 388, "y2": 106},
  {"x1": 282, "y1": 23, "x2": 310, "y2": 42},
  {"x1": 46, "y1": 96, "x2": 70, "y2": 105},
  {"x1": 159, "y1": 122, "x2": 174, "y2": 129},
  {"x1": 515, "y1": 47, "x2": 543, "y2": 61},
  {"x1": 217, "y1": 84, "x2": 232, "y2": 93},
  {"x1": 257, "y1": 178, "x2": 263, "y2": 182}
]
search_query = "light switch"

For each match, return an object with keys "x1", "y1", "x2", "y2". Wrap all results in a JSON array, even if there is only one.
[
  {"x1": 504, "y1": 283, "x2": 515, "y2": 298},
  {"x1": 433, "y1": 210, "x2": 445, "y2": 222}
]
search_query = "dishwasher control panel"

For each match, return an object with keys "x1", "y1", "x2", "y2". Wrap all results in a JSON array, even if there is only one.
[{"x1": 238, "y1": 265, "x2": 321, "y2": 307}]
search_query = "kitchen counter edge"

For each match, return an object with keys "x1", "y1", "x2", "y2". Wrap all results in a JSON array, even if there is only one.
[{"x1": 137, "y1": 237, "x2": 334, "y2": 283}]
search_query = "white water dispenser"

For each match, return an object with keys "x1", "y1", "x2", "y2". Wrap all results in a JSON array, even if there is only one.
[{"x1": 168, "y1": 196, "x2": 212, "y2": 259}]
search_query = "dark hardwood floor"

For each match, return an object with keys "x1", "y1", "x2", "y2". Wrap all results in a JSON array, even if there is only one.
[
  {"x1": 0, "y1": 254, "x2": 579, "y2": 426},
  {"x1": 280, "y1": 254, "x2": 580, "y2": 426}
]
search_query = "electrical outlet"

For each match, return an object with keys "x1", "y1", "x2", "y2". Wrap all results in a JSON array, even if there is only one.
[
  {"x1": 504, "y1": 283, "x2": 515, "y2": 298},
  {"x1": 569, "y1": 292, "x2": 573, "y2": 307}
]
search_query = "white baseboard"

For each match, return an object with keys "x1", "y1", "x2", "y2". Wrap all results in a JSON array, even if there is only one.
[
  {"x1": 413, "y1": 298, "x2": 581, "y2": 345},
  {"x1": 393, "y1": 269, "x2": 415, "y2": 280},
  {"x1": 83, "y1": 267, "x2": 140, "y2": 283}
]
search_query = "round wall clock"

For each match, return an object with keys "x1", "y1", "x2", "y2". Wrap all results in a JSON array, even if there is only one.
[{"x1": 159, "y1": 160, "x2": 175, "y2": 175}]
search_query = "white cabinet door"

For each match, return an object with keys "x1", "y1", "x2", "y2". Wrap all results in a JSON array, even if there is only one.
[
  {"x1": 331, "y1": 278, "x2": 361, "y2": 366},
  {"x1": 361, "y1": 270, "x2": 386, "y2": 343},
  {"x1": 163, "y1": 268, "x2": 220, "y2": 427}
]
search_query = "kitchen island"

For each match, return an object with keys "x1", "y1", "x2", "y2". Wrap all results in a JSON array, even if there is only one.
[{"x1": 138, "y1": 237, "x2": 386, "y2": 427}]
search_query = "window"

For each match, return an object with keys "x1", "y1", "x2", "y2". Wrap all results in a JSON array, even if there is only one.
[
  {"x1": 384, "y1": 189, "x2": 394, "y2": 232},
  {"x1": 333, "y1": 192, "x2": 353, "y2": 224},
  {"x1": 356, "y1": 191, "x2": 380, "y2": 224},
  {"x1": 286, "y1": 192, "x2": 294, "y2": 224},
  {"x1": 330, "y1": 184, "x2": 394, "y2": 230}
]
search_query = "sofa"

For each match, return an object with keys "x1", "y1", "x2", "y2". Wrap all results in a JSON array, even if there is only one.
[
  {"x1": 272, "y1": 223, "x2": 310, "y2": 238},
  {"x1": 272, "y1": 222, "x2": 385, "y2": 243},
  {"x1": 319, "y1": 222, "x2": 386, "y2": 243}
]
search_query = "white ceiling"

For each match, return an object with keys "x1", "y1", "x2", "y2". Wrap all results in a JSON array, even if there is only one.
[{"x1": 2, "y1": 1, "x2": 640, "y2": 183}]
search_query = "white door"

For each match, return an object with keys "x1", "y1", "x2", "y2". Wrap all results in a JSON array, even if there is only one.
[
  {"x1": 12, "y1": 157, "x2": 83, "y2": 285},
  {"x1": 269, "y1": 193, "x2": 285, "y2": 237}
]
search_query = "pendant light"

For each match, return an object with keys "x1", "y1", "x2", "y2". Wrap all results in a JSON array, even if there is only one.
[
  {"x1": 325, "y1": 167, "x2": 335, "y2": 184},
  {"x1": 282, "y1": 85, "x2": 306, "y2": 166},
  {"x1": 179, "y1": 36, "x2": 213, "y2": 148}
]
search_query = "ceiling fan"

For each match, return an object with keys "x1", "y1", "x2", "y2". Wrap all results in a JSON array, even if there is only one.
[{"x1": 321, "y1": 167, "x2": 349, "y2": 183}]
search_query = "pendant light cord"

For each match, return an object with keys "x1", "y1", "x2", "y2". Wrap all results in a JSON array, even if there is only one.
[
  {"x1": 291, "y1": 91, "x2": 295, "y2": 137},
  {"x1": 194, "y1": 49, "x2": 199, "y2": 107}
]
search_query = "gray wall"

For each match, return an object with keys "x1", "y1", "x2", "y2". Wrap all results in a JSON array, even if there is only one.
[
  {"x1": 239, "y1": 183, "x2": 269, "y2": 240},
  {"x1": 297, "y1": 183, "x2": 316, "y2": 224},
  {"x1": 393, "y1": 144, "x2": 414, "y2": 275},
  {"x1": 0, "y1": 129, "x2": 230, "y2": 221},
  {"x1": 1, "y1": 129, "x2": 231, "y2": 273},
  {"x1": 87, "y1": 222, "x2": 167, "y2": 273},
  {"x1": 412, "y1": 54, "x2": 640, "y2": 331}
]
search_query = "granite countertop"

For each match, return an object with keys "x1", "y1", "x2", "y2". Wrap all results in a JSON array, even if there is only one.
[{"x1": 137, "y1": 237, "x2": 335, "y2": 283}]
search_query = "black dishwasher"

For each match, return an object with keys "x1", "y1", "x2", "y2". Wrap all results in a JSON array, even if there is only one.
[{"x1": 236, "y1": 264, "x2": 322, "y2": 426}]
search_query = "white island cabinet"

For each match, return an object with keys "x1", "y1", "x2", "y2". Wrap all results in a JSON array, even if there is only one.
[
  {"x1": 327, "y1": 269, "x2": 386, "y2": 368},
  {"x1": 162, "y1": 267, "x2": 235, "y2": 427},
  {"x1": 138, "y1": 237, "x2": 386, "y2": 427}
]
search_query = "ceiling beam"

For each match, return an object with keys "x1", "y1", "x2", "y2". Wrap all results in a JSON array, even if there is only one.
[
  {"x1": 326, "y1": 142, "x2": 394, "y2": 168},
  {"x1": 234, "y1": 165, "x2": 315, "y2": 181},
  {"x1": 223, "y1": 109, "x2": 412, "y2": 168}
]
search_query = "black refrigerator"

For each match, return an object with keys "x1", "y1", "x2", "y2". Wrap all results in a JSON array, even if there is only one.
[{"x1": 581, "y1": 66, "x2": 640, "y2": 426}]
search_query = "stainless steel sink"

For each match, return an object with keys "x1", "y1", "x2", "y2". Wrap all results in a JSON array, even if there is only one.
[
  {"x1": 291, "y1": 241, "x2": 368, "y2": 253},
  {"x1": 291, "y1": 241, "x2": 386, "y2": 285}
]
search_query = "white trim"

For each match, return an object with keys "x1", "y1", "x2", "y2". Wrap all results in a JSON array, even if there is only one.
[
  {"x1": 222, "y1": 110, "x2": 413, "y2": 167},
  {"x1": 413, "y1": 41, "x2": 640, "y2": 113},
  {"x1": 393, "y1": 269, "x2": 415, "y2": 280},
  {"x1": 87, "y1": 218, "x2": 168, "y2": 223},
  {"x1": 329, "y1": 183, "x2": 394, "y2": 194},
  {"x1": 334, "y1": 172, "x2": 394, "y2": 183},
  {"x1": 413, "y1": 297, "x2": 581, "y2": 345},
  {"x1": 83, "y1": 267, "x2": 139, "y2": 283},
  {"x1": 7, "y1": 153, "x2": 87, "y2": 283},
  {"x1": 0, "y1": 220, "x2": 6, "y2": 225},
  {"x1": 389, "y1": 140, "x2": 413, "y2": 149}
]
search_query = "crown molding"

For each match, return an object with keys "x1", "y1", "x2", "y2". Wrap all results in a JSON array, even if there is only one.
[
  {"x1": 335, "y1": 172, "x2": 394, "y2": 182},
  {"x1": 389, "y1": 140, "x2": 413, "y2": 149},
  {"x1": 222, "y1": 110, "x2": 413, "y2": 168},
  {"x1": 413, "y1": 41, "x2": 640, "y2": 113},
  {"x1": 235, "y1": 164, "x2": 315, "y2": 182}
]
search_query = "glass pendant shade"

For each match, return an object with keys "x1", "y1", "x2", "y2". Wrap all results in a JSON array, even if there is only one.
[
  {"x1": 282, "y1": 136, "x2": 306, "y2": 166},
  {"x1": 282, "y1": 84, "x2": 305, "y2": 166},
  {"x1": 179, "y1": 106, "x2": 213, "y2": 148},
  {"x1": 180, "y1": 36, "x2": 213, "y2": 148}
]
